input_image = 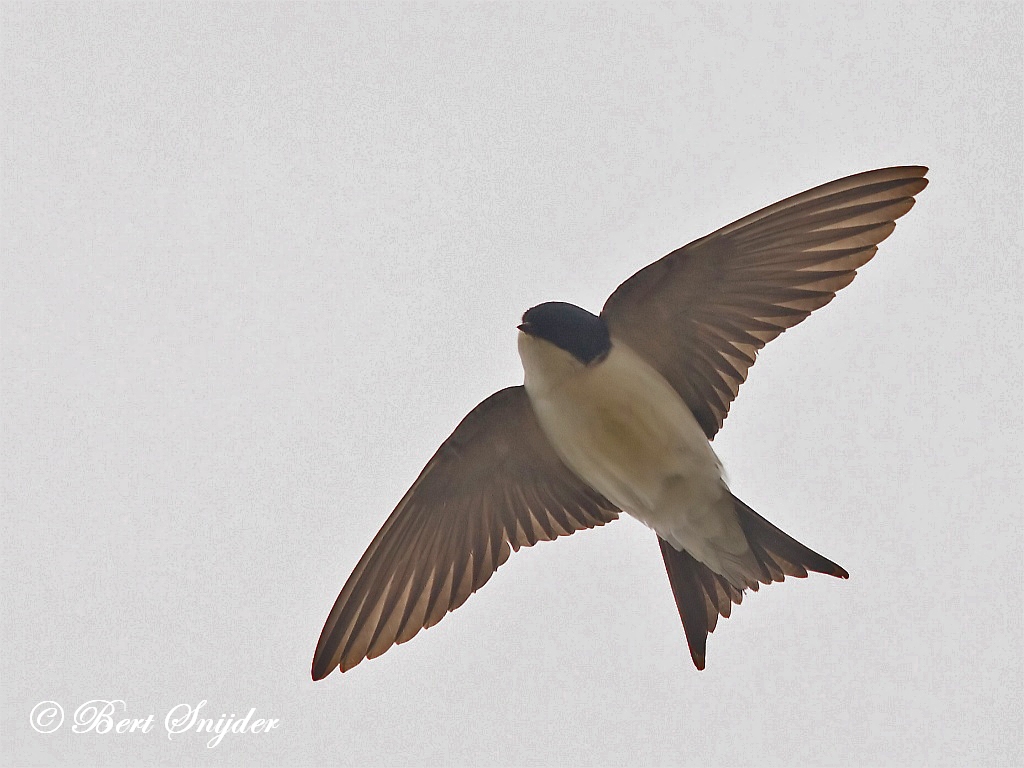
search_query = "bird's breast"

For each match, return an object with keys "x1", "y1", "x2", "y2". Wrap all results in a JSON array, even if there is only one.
[{"x1": 520, "y1": 335, "x2": 725, "y2": 525}]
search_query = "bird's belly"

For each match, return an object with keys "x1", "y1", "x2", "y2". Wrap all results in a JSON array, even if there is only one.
[{"x1": 525, "y1": 342, "x2": 728, "y2": 542}]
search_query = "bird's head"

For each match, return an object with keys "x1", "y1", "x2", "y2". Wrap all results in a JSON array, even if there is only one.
[{"x1": 518, "y1": 302, "x2": 611, "y2": 365}]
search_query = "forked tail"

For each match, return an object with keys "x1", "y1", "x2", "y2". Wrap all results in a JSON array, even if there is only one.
[{"x1": 659, "y1": 494, "x2": 848, "y2": 670}]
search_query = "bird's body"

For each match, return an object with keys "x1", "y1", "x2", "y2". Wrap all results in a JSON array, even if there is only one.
[
  {"x1": 519, "y1": 330, "x2": 753, "y2": 585},
  {"x1": 312, "y1": 165, "x2": 929, "y2": 680}
]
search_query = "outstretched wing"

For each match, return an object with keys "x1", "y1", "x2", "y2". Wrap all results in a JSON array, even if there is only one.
[
  {"x1": 602, "y1": 166, "x2": 928, "y2": 439},
  {"x1": 312, "y1": 386, "x2": 620, "y2": 679}
]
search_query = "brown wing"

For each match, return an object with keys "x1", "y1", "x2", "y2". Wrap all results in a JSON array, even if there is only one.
[
  {"x1": 602, "y1": 166, "x2": 928, "y2": 439},
  {"x1": 312, "y1": 386, "x2": 620, "y2": 679}
]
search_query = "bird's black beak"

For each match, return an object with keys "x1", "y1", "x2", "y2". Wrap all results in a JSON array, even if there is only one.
[{"x1": 518, "y1": 322, "x2": 535, "y2": 335}]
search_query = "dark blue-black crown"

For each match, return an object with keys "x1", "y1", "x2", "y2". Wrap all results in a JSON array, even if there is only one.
[{"x1": 519, "y1": 302, "x2": 611, "y2": 364}]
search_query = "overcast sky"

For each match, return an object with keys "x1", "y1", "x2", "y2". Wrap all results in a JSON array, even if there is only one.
[{"x1": 3, "y1": 3, "x2": 1022, "y2": 766}]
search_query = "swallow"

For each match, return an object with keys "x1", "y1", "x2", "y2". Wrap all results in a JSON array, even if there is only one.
[{"x1": 312, "y1": 165, "x2": 928, "y2": 679}]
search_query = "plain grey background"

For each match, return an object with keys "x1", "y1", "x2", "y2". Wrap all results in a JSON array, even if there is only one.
[{"x1": 3, "y1": 3, "x2": 1022, "y2": 766}]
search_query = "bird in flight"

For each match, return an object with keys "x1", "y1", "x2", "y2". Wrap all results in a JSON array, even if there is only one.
[{"x1": 312, "y1": 165, "x2": 928, "y2": 680}]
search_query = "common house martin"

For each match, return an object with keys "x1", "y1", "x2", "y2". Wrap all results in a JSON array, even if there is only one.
[{"x1": 312, "y1": 166, "x2": 928, "y2": 679}]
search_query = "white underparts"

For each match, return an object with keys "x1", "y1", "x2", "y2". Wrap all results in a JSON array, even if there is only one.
[{"x1": 518, "y1": 331, "x2": 759, "y2": 586}]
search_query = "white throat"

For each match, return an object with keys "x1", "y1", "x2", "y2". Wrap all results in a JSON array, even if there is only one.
[{"x1": 517, "y1": 330, "x2": 586, "y2": 396}]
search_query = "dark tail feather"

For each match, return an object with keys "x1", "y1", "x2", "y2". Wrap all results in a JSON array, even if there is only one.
[
  {"x1": 659, "y1": 494, "x2": 848, "y2": 670},
  {"x1": 732, "y1": 495, "x2": 849, "y2": 583},
  {"x1": 659, "y1": 537, "x2": 741, "y2": 670}
]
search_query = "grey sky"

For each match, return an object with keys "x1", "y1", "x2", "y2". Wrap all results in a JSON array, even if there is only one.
[{"x1": 3, "y1": 3, "x2": 1022, "y2": 766}]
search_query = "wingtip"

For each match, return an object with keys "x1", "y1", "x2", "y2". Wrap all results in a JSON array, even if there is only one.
[
  {"x1": 311, "y1": 658, "x2": 333, "y2": 682},
  {"x1": 890, "y1": 164, "x2": 928, "y2": 177},
  {"x1": 902, "y1": 165, "x2": 929, "y2": 192},
  {"x1": 827, "y1": 561, "x2": 850, "y2": 580}
]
